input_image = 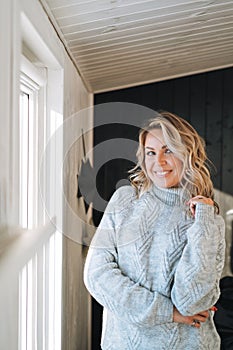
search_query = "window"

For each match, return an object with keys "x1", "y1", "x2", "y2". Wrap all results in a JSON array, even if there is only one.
[
  {"x1": 18, "y1": 54, "x2": 63, "y2": 350},
  {"x1": 19, "y1": 70, "x2": 41, "y2": 229}
]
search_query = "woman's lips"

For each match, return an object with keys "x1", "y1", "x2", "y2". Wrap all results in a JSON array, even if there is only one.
[{"x1": 154, "y1": 170, "x2": 171, "y2": 177}]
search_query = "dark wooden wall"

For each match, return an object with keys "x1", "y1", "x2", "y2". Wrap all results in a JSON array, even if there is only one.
[
  {"x1": 91, "y1": 67, "x2": 233, "y2": 350},
  {"x1": 95, "y1": 67, "x2": 233, "y2": 198}
]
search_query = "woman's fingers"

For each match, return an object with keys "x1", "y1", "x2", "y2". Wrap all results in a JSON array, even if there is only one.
[
  {"x1": 197, "y1": 310, "x2": 209, "y2": 318},
  {"x1": 189, "y1": 309, "x2": 211, "y2": 328},
  {"x1": 192, "y1": 311, "x2": 209, "y2": 323},
  {"x1": 190, "y1": 319, "x2": 201, "y2": 328},
  {"x1": 187, "y1": 195, "x2": 214, "y2": 206},
  {"x1": 187, "y1": 195, "x2": 214, "y2": 217},
  {"x1": 209, "y1": 306, "x2": 218, "y2": 312},
  {"x1": 173, "y1": 306, "x2": 211, "y2": 328}
]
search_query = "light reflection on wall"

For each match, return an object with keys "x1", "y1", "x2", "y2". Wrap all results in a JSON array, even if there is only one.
[{"x1": 215, "y1": 189, "x2": 233, "y2": 277}]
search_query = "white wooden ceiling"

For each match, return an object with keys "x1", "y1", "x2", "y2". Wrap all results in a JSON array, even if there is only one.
[{"x1": 42, "y1": 0, "x2": 233, "y2": 93}]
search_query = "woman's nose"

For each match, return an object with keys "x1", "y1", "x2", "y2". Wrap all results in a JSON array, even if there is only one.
[{"x1": 156, "y1": 153, "x2": 166, "y2": 165}]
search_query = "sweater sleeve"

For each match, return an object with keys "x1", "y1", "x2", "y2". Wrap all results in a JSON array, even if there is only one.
[
  {"x1": 171, "y1": 203, "x2": 225, "y2": 316},
  {"x1": 84, "y1": 187, "x2": 174, "y2": 328}
]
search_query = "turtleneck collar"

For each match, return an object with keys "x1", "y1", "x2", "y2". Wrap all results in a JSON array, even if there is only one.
[{"x1": 150, "y1": 184, "x2": 191, "y2": 207}]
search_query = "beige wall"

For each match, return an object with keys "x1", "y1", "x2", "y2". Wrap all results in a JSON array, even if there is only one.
[{"x1": 62, "y1": 54, "x2": 93, "y2": 350}]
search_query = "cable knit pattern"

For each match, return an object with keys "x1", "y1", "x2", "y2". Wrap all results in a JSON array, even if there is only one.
[{"x1": 84, "y1": 185, "x2": 226, "y2": 350}]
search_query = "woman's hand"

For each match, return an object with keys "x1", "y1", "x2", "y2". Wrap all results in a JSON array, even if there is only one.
[
  {"x1": 187, "y1": 195, "x2": 214, "y2": 217},
  {"x1": 173, "y1": 306, "x2": 213, "y2": 328}
]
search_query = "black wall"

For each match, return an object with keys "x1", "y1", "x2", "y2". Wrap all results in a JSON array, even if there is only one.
[
  {"x1": 91, "y1": 67, "x2": 233, "y2": 350},
  {"x1": 95, "y1": 67, "x2": 233, "y2": 198}
]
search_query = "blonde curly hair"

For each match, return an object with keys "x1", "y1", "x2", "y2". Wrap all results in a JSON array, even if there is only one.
[{"x1": 129, "y1": 111, "x2": 219, "y2": 211}]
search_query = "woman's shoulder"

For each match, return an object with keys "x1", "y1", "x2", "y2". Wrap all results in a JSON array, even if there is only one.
[
  {"x1": 110, "y1": 185, "x2": 137, "y2": 202},
  {"x1": 106, "y1": 185, "x2": 137, "y2": 213}
]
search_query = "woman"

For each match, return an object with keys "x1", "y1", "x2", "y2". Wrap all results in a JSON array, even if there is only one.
[{"x1": 84, "y1": 111, "x2": 225, "y2": 349}]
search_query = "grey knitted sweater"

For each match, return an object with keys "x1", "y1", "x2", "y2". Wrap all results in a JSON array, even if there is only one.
[{"x1": 84, "y1": 185, "x2": 225, "y2": 350}]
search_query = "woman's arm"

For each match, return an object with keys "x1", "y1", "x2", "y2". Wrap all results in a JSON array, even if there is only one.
[
  {"x1": 171, "y1": 201, "x2": 225, "y2": 316},
  {"x1": 84, "y1": 188, "x2": 174, "y2": 328}
]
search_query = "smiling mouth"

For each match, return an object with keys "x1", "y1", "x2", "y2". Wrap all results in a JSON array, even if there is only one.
[{"x1": 155, "y1": 170, "x2": 171, "y2": 176}]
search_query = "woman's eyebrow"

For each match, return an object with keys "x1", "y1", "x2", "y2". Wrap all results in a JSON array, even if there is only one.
[{"x1": 145, "y1": 145, "x2": 167, "y2": 149}]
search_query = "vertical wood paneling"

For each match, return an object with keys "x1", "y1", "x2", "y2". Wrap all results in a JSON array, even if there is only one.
[
  {"x1": 62, "y1": 59, "x2": 93, "y2": 350},
  {"x1": 190, "y1": 74, "x2": 206, "y2": 138},
  {"x1": 95, "y1": 67, "x2": 233, "y2": 197},
  {"x1": 205, "y1": 71, "x2": 223, "y2": 189},
  {"x1": 157, "y1": 80, "x2": 174, "y2": 112},
  {"x1": 173, "y1": 77, "x2": 190, "y2": 120},
  {"x1": 222, "y1": 69, "x2": 233, "y2": 194},
  {"x1": 141, "y1": 84, "x2": 158, "y2": 112}
]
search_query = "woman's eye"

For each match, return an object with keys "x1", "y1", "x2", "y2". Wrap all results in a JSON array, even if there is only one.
[
  {"x1": 165, "y1": 148, "x2": 172, "y2": 154},
  {"x1": 146, "y1": 151, "x2": 155, "y2": 156}
]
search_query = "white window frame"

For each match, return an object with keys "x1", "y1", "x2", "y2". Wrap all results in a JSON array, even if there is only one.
[
  {"x1": 19, "y1": 58, "x2": 46, "y2": 229},
  {"x1": 18, "y1": 48, "x2": 63, "y2": 350}
]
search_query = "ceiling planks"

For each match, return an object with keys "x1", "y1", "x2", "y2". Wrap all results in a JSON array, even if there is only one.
[{"x1": 43, "y1": 0, "x2": 233, "y2": 92}]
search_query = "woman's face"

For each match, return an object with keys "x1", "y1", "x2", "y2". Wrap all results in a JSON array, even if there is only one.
[{"x1": 144, "y1": 129, "x2": 183, "y2": 188}]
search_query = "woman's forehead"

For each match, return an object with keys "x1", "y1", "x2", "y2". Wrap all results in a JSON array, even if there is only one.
[{"x1": 145, "y1": 129, "x2": 166, "y2": 148}]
